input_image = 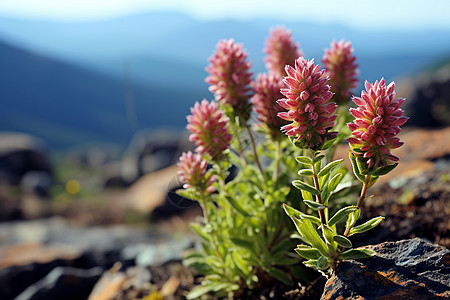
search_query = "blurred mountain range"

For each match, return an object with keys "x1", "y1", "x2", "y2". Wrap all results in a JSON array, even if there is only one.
[{"x1": 0, "y1": 12, "x2": 449, "y2": 149}]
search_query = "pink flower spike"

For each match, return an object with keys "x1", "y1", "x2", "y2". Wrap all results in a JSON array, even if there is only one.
[
  {"x1": 278, "y1": 57, "x2": 338, "y2": 150},
  {"x1": 322, "y1": 39, "x2": 359, "y2": 105},
  {"x1": 264, "y1": 27, "x2": 303, "y2": 77},
  {"x1": 347, "y1": 79, "x2": 408, "y2": 171},
  {"x1": 177, "y1": 151, "x2": 216, "y2": 195},
  {"x1": 187, "y1": 99, "x2": 232, "y2": 162},
  {"x1": 251, "y1": 73, "x2": 288, "y2": 140},
  {"x1": 205, "y1": 39, "x2": 253, "y2": 119}
]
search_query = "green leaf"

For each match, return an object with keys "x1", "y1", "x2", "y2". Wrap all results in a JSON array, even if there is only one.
[
  {"x1": 291, "y1": 216, "x2": 328, "y2": 257},
  {"x1": 341, "y1": 248, "x2": 376, "y2": 260},
  {"x1": 345, "y1": 210, "x2": 361, "y2": 232},
  {"x1": 232, "y1": 252, "x2": 251, "y2": 275},
  {"x1": 320, "y1": 184, "x2": 331, "y2": 206},
  {"x1": 298, "y1": 213, "x2": 322, "y2": 226},
  {"x1": 313, "y1": 154, "x2": 325, "y2": 164},
  {"x1": 333, "y1": 235, "x2": 352, "y2": 248},
  {"x1": 292, "y1": 180, "x2": 320, "y2": 195},
  {"x1": 176, "y1": 188, "x2": 199, "y2": 201},
  {"x1": 298, "y1": 169, "x2": 314, "y2": 176},
  {"x1": 372, "y1": 163, "x2": 398, "y2": 176},
  {"x1": 302, "y1": 259, "x2": 319, "y2": 269},
  {"x1": 283, "y1": 203, "x2": 301, "y2": 217},
  {"x1": 301, "y1": 189, "x2": 314, "y2": 201},
  {"x1": 356, "y1": 156, "x2": 369, "y2": 175},
  {"x1": 283, "y1": 204, "x2": 321, "y2": 225},
  {"x1": 225, "y1": 196, "x2": 250, "y2": 217},
  {"x1": 267, "y1": 267, "x2": 293, "y2": 285},
  {"x1": 321, "y1": 139, "x2": 335, "y2": 150},
  {"x1": 295, "y1": 245, "x2": 321, "y2": 260},
  {"x1": 367, "y1": 175, "x2": 379, "y2": 188},
  {"x1": 318, "y1": 171, "x2": 330, "y2": 189},
  {"x1": 295, "y1": 156, "x2": 313, "y2": 165},
  {"x1": 328, "y1": 206, "x2": 359, "y2": 227},
  {"x1": 328, "y1": 173, "x2": 344, "y2": 192},
  {"x1": 321, "y1": 225, "x2": 336, "y2": 248},
  {"x1": 317, "y1": 256, "x2": 329, "y2": 269},
  {"x1": 231, "y1": 238, "x2": 258, "y2": 257},
  {"x1": 187, "y1": 283, "x2": 215, "y2": 299},
  {"x1": 303, "y1": 200, "x2": 327, "y2": 211},
  {"x1": 349, "y1": 152, "x2": 365, "y2": 182},
  {"x1": 318, "y1": 159, "x2": 343, "y2": 177},
  {"x1": 349, "y1": 216, "x2": 385, "y2": 236},
  {"x1": 190, "y1": 223, "x2": 210, "y2": 242}
]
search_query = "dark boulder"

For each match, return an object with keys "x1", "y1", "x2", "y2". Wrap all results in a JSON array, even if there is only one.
[
  {"x1": 0, "y1": 133, "x2": 52, "y2": 186},
  {"x1": 14, "y1": 266, "x2": 102, "y2": 300},
  {"x1": 322, "y1": 238, "x2": 450, "y2": 299}
]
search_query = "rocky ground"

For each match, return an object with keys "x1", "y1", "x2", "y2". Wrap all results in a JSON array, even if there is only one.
[{"x1": 0, "y1": 127, "x2": 449, "y2": 299}]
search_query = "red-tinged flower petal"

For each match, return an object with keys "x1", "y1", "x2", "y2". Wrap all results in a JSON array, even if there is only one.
[
  {"x1": 178, "y1": 151, "x2": 216, "y2": 194},
  {"x1": 322, "y1": 39, "x2": 359, "y2": 105},
  {"x1": 347, "y1": 78, "x2": 408, "y2": 170},
  {"x1": 187, "y1": 99, "x2": 232, "y2": 162},
  {"x1": 264, "y1": 27, "x2": 302, "y2": 77},
  {"x1": 206, "y1": 39, "x2": 253, "y2": 117},
  {"x1": 251, "y1": 73, "x2": 288, "y2": 139},
  {"x1": 278, "y1": 57, "x2": 337, "y2": 149}
]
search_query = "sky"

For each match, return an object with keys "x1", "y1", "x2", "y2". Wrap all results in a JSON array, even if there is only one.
[{"x1": 1, "y1": 0, "x2": 450, "y2": 30}]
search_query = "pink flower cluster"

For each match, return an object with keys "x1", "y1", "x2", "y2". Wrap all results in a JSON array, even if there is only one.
[
  {"x1": 347, "y1": 79, "x2": 408, "y2": 169},
  {"x1": 322, "y1": 40, "x2": 359, "y2": 105},
  {"x1": 178, "y1": 151, "x2": 216, "y2": 194},
  {"x1": 205, "y1": 39, "x2": 253, "y2": 117},
  {"x1": 264, "y1": 27, "x2": 302, "y2": 77},
  {"x1": 251, "y1": 73, "x2": 287, "y2": 139},
  {"x1": 187, "y1": 99, "x2": 232, "y2": 162},
  {"x1": 277, "y1": 58, "x2": 338, "y2": 149}
]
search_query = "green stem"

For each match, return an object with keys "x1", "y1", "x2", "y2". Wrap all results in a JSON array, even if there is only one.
[
  {"x1": 233, "y1": 125, "x2": 247, "y2": 167},
  {"x1": 311, "y1": 150, "x2": 327, "y2": 225},
  {"x1": 344, "y1": 174, "x2": 371, "y2": 237},
  {"x1": 246, "y1": 125, "x2": 264, "y2": 176},
  {"x1": 272, "y1": 140, "x2": 282, "y2": 182}
]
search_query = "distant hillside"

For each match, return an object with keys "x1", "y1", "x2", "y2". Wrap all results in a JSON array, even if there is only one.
[
  {"x1": 0, "y1": 12, "x2": 449, "y2": 87},
  {"x1": 0, "y1": 12, "x2": 449, "y2": 149},
  {"x1": 0, "y1": 41, "x2": 203, "y2": 149}
]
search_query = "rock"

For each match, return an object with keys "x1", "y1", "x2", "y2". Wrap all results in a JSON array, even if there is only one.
[
  {"x1": 398, "y1": 60, "x2": 450, "y2": 128},
  {"x1": 118, "y1": 129, "x2": 192, "y2": 185},
  {"x1": 88, "y1": 263, "x2": 127, "y2": 300},
  {"x1": 15, "y1": 266, "x2": 102, "y2": 300},
  {"x1": 20, "y1": 171, "x2": 54, "y2": 197},
  {"x1": 125, "y1": 165, "x2": 181, "y2": 214},
  {"x1": 0, "y1": 132, "x2": 52, "y2": 185},
  {"x1": 0, "y1": 243, "x2": 80, "y2": 269},
  {"x1": 0, "y1": 218, "x2": 193, "y2": 298},
  {"x1": 322, "y1": 238, "x2": 450, "y2": 300}
]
